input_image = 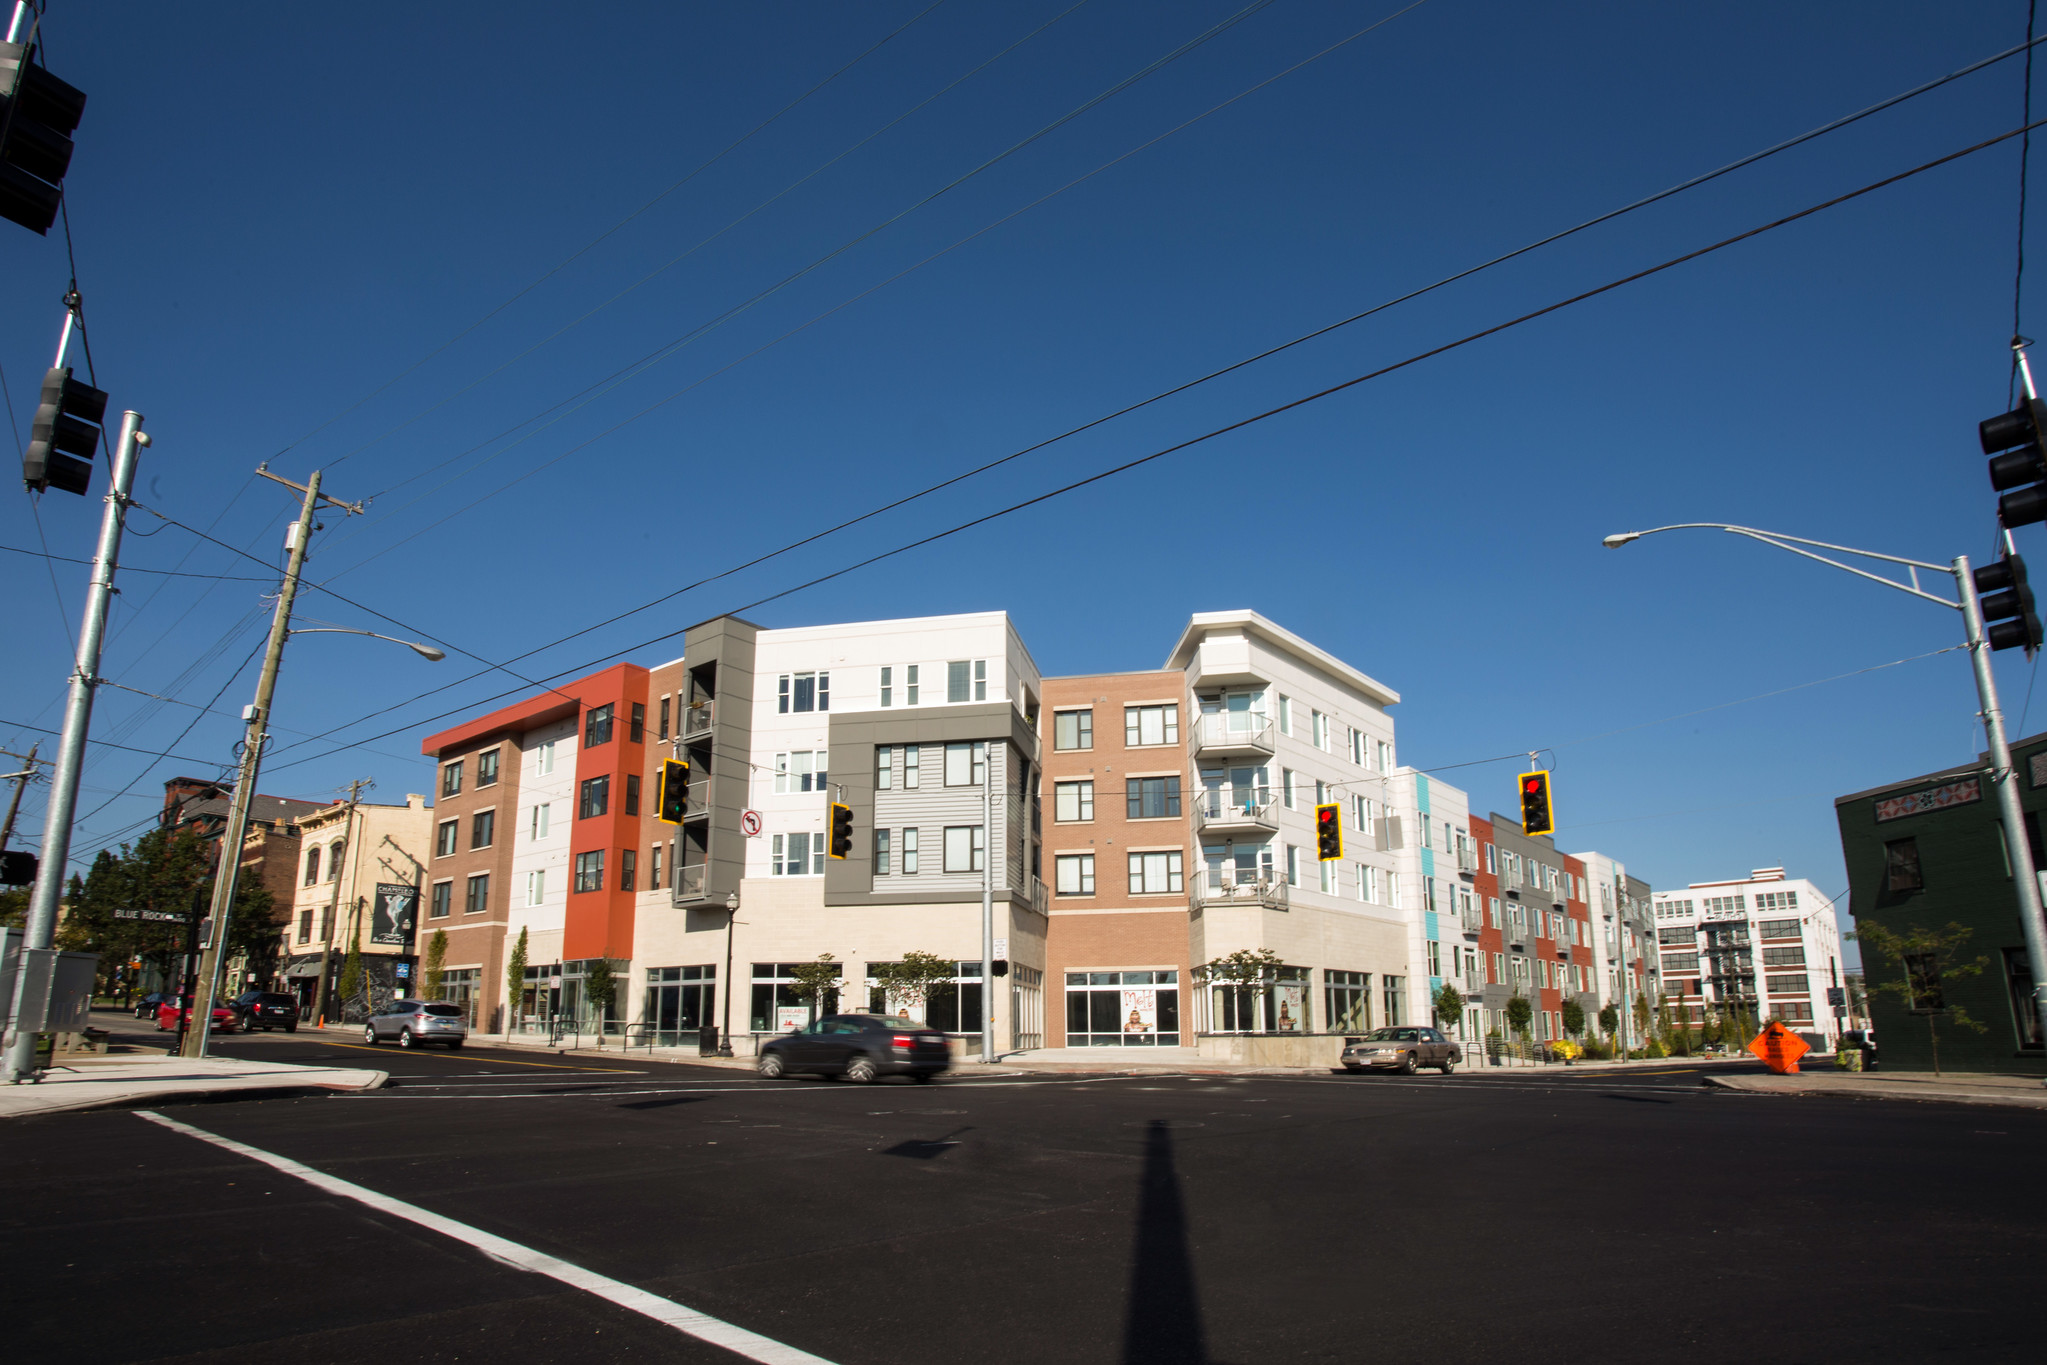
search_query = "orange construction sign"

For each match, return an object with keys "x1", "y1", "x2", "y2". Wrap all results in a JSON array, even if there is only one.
[{"x1": 1747, "y1": 1020, "x2": 1810, "y2": 1075}]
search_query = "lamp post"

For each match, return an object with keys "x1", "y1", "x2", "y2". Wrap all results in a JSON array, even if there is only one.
[
  {"x1": 1603, "y1": 521, "x2": 2047, "y2": 1074},
  {"x1": 720, "y1": 890, "x2": 737, "y2": 1058}
]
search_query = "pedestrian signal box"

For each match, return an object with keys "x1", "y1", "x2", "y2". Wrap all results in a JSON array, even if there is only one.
[{"x1": 1519, "y1": 770, "x2": 1554, "y2": 838}]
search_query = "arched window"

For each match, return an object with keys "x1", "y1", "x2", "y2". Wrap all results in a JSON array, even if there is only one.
[
  {"x1": 328, "y1": 841, "x2": 345, "y2": 881},
  {"x1": 304, "y1": 847, "x2": 321, "y2": 886}
]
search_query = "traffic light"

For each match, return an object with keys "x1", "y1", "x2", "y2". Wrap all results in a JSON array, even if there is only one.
[
  {"x1": 656, "y1": 757, "x2": 689, "y2": 824},
  {"x1": 0, "y1": 40, "x2": 87, "y2": 235},
  {"x1": 1981, "y1": 395, "x2": 2047, "y2": 528},
  {"x1": 828, "y1": 802, "x2": 853, "y2": 859},
  {"x1": 1519, "y1": 770, "x2": 1555, "y2": 837},
  {"x1": 1975, "y1": 553, "x2": 2043, "y2": 655},
  {"x1": 0, "y1": 849, "x2": 35, "y2": 885},
  {"x1": 1315, "y1": 802, "x2": 1342, "y2": 861},
  {"x1": 23, "y1": 365, "x2": 107, "y2": 494}
]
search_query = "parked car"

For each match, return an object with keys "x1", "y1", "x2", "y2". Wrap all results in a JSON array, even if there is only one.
[
  {"x1": 756, "y1": 1014, "x2": 950, "y2": 1083},
  {"x1": 363, "y1": 999, "x2": 467, "y2": 1049},
  {"x1": 230, "y1": 990, "x2": 300, "y2": 1033},
  {"x1": 156, "y1": 996, "x2": 237, "y2": 1034},
  {"x1": 1342, "y1": 1026, "x2": 1460, "y2": 1075}
]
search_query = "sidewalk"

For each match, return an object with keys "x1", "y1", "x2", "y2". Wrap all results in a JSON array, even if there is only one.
[
  {"x1": 0, "y1": 1054, "x2": 388, "y2": 1120},
  {"x1": 1704, "y1": 1067, "x2": 2047, "y2": 1110}
]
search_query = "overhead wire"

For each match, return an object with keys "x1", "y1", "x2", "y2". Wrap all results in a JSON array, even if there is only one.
[{"x1": 255, "y1": 117, "x2": 2047, "y2": 779}]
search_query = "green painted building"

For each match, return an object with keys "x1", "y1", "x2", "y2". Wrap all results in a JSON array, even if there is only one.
[{"x1": 1834, "y1": 736, "x2": 2047, "y2": 1075}]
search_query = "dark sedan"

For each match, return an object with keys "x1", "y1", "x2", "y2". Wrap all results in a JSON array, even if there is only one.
[
  {"x1": 757, "y1": 1014, "x2": 950, "y2": 1083},
  {"x1": 230, "y1": 990, "x2": 300, "y2": 1032}
]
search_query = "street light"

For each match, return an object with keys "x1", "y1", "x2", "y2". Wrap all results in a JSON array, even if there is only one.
[
  {"x1": 1602, "y1": 520, "x2": 2047, "y2": 1073},
  {"x1": 291, "y1": 626, "x2": 446, "y2": 661},
  {"x1": 720, "y1": 890, "x2": 738, "y2": 1058}
]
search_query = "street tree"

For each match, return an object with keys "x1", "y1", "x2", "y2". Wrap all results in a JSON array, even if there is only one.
[
  {"x1": 1505, "y1": 993, "x2": 1532, "y2": 1039},
  {"x1": 336, "y1": 939, "x2": 364, "y2": 1021},
  {"x1": 871, "y1": 950, "x2": 959, "y2": 1023},
  {"x1": 1560, "y1": 997, "x2": 1585, "y2": 1039},
  {"x1": 423, "y1": 929, "x2": 447, "y2": 1000},
  {"x1": 1433, "y1": 981, "x2": 1465, "y2": 1034},
  {"x1": 788, "y1": 954, "x2": 842, "y2": 1025},
  {"x1": 504, "y1": 927, "x2": 529, "y2": 1033},
  {"x1": 1196, "y1": 947, "x2": 1284, "y2": 1027},
  {"x1": 583, "y1": 958, "x2": 617, "y2": 1039},
  {"x1": 1853, "y1": 920, "x2": 1990, "y2": 1076}
]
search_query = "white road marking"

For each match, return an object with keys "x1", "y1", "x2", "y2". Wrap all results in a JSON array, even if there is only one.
[
  {"x1": 135, "y1": 1110, "x2": 837, "y2": 1365},
  {"x1": 349, "y1": 1074, "x2": 1148, "y2": 1101}
]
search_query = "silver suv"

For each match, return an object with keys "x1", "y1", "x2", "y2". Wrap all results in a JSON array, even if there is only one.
[{"x1": 364, "y1": 999, "x2": 467, "y2": 1049}]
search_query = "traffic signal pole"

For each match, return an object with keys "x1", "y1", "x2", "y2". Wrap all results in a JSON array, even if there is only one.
[
  {"x1": 1953, "y1": 554, "x2": 2047, "y2": 1061},
  {"x1": 4, "y1": 410, "x2": 146, "y2": 1083}
]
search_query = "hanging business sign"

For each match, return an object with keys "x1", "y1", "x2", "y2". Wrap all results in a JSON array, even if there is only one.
[{"x1": 370, "y1": 884, "x2": 418, "y2": 947}]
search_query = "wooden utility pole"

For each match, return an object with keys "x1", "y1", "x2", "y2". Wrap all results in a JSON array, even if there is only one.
[{"x1": 0, "y1": 743, "x2": 42, "y2": 856}]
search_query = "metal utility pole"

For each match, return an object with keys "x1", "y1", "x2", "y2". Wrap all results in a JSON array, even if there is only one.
[
  {"x1": 0, "y1": 743, "x2": 41, "y2": 855},
  {"x1": 181, "y1": 467, "x2": 360, "y2": 1059},
  {"x1": 980, "y1": 749, "x2": 994, "y2": 1064},
  {"x1": 5, "y1": 412, "x2": 148, "y2": 1084}
]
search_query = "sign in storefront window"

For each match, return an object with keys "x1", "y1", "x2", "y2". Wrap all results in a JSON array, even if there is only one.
[{"x1": 1065, "y1": 970, "x2": 1180, "y2": 1046}]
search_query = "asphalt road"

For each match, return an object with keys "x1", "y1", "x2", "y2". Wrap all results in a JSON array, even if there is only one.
[{"x1": 4, "y1": 1027, "x2": 2038, "y2": 1364}]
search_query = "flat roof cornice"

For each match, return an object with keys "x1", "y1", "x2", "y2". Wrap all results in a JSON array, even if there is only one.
[{"x1": 1163, "y1": 610, "x2": 1399, "y2": 706}]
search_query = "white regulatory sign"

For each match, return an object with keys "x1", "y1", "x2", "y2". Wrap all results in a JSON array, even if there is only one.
[{"x1": 740, "y1": 809, "x2": 763, "y2": 838}]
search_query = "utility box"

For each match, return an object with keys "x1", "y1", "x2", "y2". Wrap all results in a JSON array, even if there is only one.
[{"x1": 0, "y1": 930, "x2": 100, "y2": 1037}]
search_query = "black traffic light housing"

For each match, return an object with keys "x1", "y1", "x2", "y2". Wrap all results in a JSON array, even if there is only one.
[
  {"x1": 656, "y1": 757, "x2": 689, "y2": 824},
  {"x1": 0, "y1": 849, "x2": 36, "y2": 886},
  {"x1": 1520, "y1": 770, "x2": 1555, "y2": 838},
  {"x1": 1981, "y1": 395, "x2": 2047, "y2": 528},
  {"x1": 828, "y1": 802, "x2": 853, "y2": 859},
  {"x1": 1314, "y1": 802, "x2": 1342, "y2": 861},
  {"x1": 0, "y1": 40, "x2": 87, "y2": 235},
  {"x1": 23, "y1": 364, "x2": 107, "y2": 494},
  {"x1": 1975, "y1": 553, "x2": 2043, "y2": 656}
]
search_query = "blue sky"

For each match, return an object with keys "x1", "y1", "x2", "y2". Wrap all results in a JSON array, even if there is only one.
[{"x1": 4, "y1": 2, "x2": 2040, "y2": 945}]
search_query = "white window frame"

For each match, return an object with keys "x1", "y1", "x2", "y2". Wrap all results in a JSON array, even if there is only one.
[
  {"x1": 536, "y1": 739, "x2": 555, "y2": 775},
  {"x1": 526, "y1": 869, "x2": 546, "y2": 907},
  {"x1": 1312, "y1": 710, "x2": 1329, "y2": 751},
  {"x1": 531, "y1": 803, "x2": 550, "y2": 840},
  {"x1": 1277, "y1": 696, "x2": 1293, "y2": 735}
]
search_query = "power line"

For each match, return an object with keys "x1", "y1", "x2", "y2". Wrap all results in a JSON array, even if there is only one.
[
  {"x1": 2018, "y1": 0, "x2": 2039, "y2": 406},
  {"x1": 274, "y1": 0, "x2": 954, "y2": 467},
  {"x1": 0, "y1": 542, "x2": 275, "y2": 580},
  {"x1": 258, "y1": 118, "x2": 2047, "y2": 779},
  {"x1": 0, "y1": 716, "x2": 238, "y2": 770}
]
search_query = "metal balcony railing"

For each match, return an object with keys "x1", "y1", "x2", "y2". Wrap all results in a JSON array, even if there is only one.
[
  {"x1": 1455, "y1": 845, "x2": 1477, "y2": 874},
  {"x1": 680, "y1": 775, "x2": 711, "y2": 818},
  {"x1": 681, "y1": 701, "x2": 714, "y2": 740},
  {"x1": 1192, "y1": 713, "x2": 1276, "y2": 755},
  {"x1": 675, "y1": 863, "x2": 708, "y2": 900},
  {"x1": 1194, "y1": 790, "x2": 1277, "y2": 833},
  {"x1": 1190, "y1": 867, "x2": 1288, "y2": 911},
  {"x1": 1459, "y1": 904, "x2": 1485, "y2": 935}
]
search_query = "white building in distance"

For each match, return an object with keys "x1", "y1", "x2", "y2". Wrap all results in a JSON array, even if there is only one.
[{"x1": 1652, "y1": 868, "x2": 1845, "y2": 1045}]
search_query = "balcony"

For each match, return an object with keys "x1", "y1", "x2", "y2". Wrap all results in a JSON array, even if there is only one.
[
  {"x1": 1455, "y1": 845, "x2": 1477, "y2": 875},
  {"x1": 1192, "y1": 713, "x2": 1276, "y2": 758},
  {"x1": 675, "y1": 863, "x2": 708, "y2": 901},
  {"x1": 679, "y1": 774, "x2": 711, "y2": 821},
  {"x1": 681, "y1": 700, "x2": 714, "y2": 741},
  {"x1": 1193, "y1": 789, "x2": 1278, "y2": 835},
  {"x1": 1191, "y1": 867, "x2": 1289, "y2": 911},
  {"x1": 1021, "y1": 875, "x2": 1048, "y2": 916},
  {"x1": 1459, "y1": 904, "x2": 1485, "y2": 936}
]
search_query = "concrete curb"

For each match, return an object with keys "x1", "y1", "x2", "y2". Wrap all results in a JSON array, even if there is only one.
[
  {"x1": 1701, "y1": 1074, "x2": 2047, "y2": 1110},
  {"x1": 1, "y1": 1058, "x2": 389, "y2": 1120}
]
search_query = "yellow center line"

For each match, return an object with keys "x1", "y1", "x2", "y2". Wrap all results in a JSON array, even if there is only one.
[{"x1": 303, "y1": 1039, "x2": 645, "y2": 1073}]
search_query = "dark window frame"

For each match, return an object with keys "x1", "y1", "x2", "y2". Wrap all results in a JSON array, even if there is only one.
[
  {"x1": 585, "y1": 704, "x2": 615, "y2": 748},
  {"x1": 580, "y1": 775, "x2": 610, "y2": 820}
]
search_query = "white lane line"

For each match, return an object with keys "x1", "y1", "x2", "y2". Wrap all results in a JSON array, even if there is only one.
[
  {"x1": 135, "y1": 1110, "x2": 837, "y2": 1365},
  {"x1": 350, "y1": 1074, "x2": 1150, "y2": 1100}
]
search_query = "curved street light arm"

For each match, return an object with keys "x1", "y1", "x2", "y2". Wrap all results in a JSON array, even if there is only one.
[
  {"x1": 289, "y1": 626, "x2": 446, "y2": 661},
  {"x1": 1604, "y1": 523, "x2": 1958, "y2": 610}
]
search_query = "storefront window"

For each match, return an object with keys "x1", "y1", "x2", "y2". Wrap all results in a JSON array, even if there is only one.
[
  {"x1": 752, "y1": 963, "x2": 834, "y2": 1033},
  {"x1": 866, "y1": 962, "x2": 982, "y2": 1034},
  {"x1": 1065, "y1": 970, "x2": 1180, "y2": 1046},
  {"x1": 644, "y1": 965, "x2": 715, "y2": 1046},
  {"x1": 1209, "y1": 966, "x2": 1309, "y2": 1033}
]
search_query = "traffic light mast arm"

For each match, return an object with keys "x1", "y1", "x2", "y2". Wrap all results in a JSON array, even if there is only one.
[{"x1": 1602, "y1": 524, "x2": 1959, "y2": 611}]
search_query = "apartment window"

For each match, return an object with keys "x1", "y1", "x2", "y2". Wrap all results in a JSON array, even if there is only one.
[
  {"x1": 876, "y1": 746, "x2": 893, "y2": 790},
  {"x1": 881, "y1": 666, "x2": 893, "y2": 707},
  {"x1": 297, "y1": 909, "x2": 313, "y2": 943},
  {"x1": 465, "y1": 873, "x2": 490, "y2": 914},
  {"x1": 1319, "y1": 861, "x2": 1336, "y2": 894},
  {"x1": 1359, "y1": 864, "x2": 1379, "y2": 903},
  {"x1": 1419, "y1": 818, "x2": 1433, "y2": 851},
  {"x1": 628, "y1": 703, "x2": 644, "y2": 744},
  {"x1": 429, "y1": 882, "x2": 451, "y2": 920},
  {"x1": 1125, "y1": 704, "x2": 1179, "y2": 747},
  {"x1": 943, "y1": 825, "x2": 986, "y2": 873},
  {"x1": 947, "y1": 659, "x2": 987, "y2": 703},
  {"x1": 585, "y1": 703, "x2": 614, "y2": 747},
  {"x1": 531, "y1": 803, "x2": 551, "y2": 840},
  {"x1": 573, "y1": 850, "x2": 604, "y2": 892},
  {"x1": 1489, "y1": 896, "x2": 1501, "y2": 927},
  {"x1": 1349, "y1": 728, "x2": 1365, "y2": 766},
  {"x1": 903, "y1": 827, "x2": 919, "y2": 874},
  {"x1": 1427, "y1": 940, "x2": 1442, "y2": 977},
  {"x1": 1884, "y1": 837, "x2": 1923, "y2": 892},
  {"x1": 303, "y1": 847, "x2": 320, "y2": 886},
  {"x1": 1128, "y1": 850, "x2": 1184, "y2": 894},
  {"x1": 1662, "y1": 952, "x2": 1700, "y2": 973},
  {"x1": 874, "y1": 828, "x2": 891, "y2": 875},
  {"x1": 1388, "y1": 871, "x2": 1402, "y2": 909},
  {"x1": 536, "y1": 739, "x2": 556, "y2": 774},
  {"x1": 1382, "y1": 976, "x2": 1406, "y2": 1027},
  {"x1": 944, "y1": 741, "x2": 987, "y2": 787},
  {"x1": 1312, "y1": 710, "x2": 1329, "y2": 750},
  {"x1": 1766, "y1": 974, "x2": 1810, "y2": 996},
  {"x1": 904, "y1": 745, "x2": 920, "y2": 789},
  {"x1": 441, "y1": 761, "x2": 463, "y2": 797},
  {"x1": 1126, "y1": 776, "x2": 1182, "y2": 820},
  {"x1": 1286, "y1": 845, "x2": 1301, "y2": 888},
  {"x1": 620, "y1": 773, "x2": 639, "y2": 817},
  {"x1": 659, "y1": 696, "x2": 671, "y2": 740},
  {"x1": 1054, "y1": 780, "x2": 1095, "y2": 822},
  {"x1": 1758, "y1": 918, "x2": 1802, "y2": 938},
  {"x1": 649, "y1": 844, "x2": 663, "y2": 891},
  {"x1": 1377, "y1": 740, "x2": 1392, "y2": 771},
  {"x1": 471, "y1": 809, "x2": 495, "y2": 850},
  {"x1": 1277, "y1": 696, "x2": 1293, "y2": 735},
  {"x1": 778, "y1": 671, "x2": 830, "y2": 713},
  {"x1": 525, "y1": 869, "x2": 546, "y2": 907},
  {"x1": 1282, "y1": 769, "x2": 1297, "y2": 810},
  {"x1": 579, "y1": 775, "x2": 610, "y2": 819},
  {"x1": 620, "y1": 850, "x2": 637, "y2": 892},
  {"x1": 906, "y1": 664, "x2": 920, "y2": 705},
  {"x1": 775, "y1": 750, "x2": 828, "y2": 794},
  {"x1": 1053, "y1": 709, "x2": 1093, "y2": 750},
  {"x1": 1055, "y1": 853, "x2": 1095, "y2": 895},
  {"x1": 476, "y1": 748, "x2": 499, "y2": 788},
  {"x1": 772, "y1": 833, "x2": 825, "y2": 876},
  {"x1": 435, "y1": 819, "x2": 458, "y2": 858}
]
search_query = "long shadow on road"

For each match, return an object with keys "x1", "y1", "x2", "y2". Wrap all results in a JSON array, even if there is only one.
[{"x1": 1123, "y1": 1119, "x2": 1207, "y2": 1365}]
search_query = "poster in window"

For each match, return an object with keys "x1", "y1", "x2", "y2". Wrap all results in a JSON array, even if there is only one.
[
  {"x1": 776, "y1": 1004, "x2": 810, "y2": 1032},
  {"x1": 1121, "y1": 988, "x2": 1157, "y2": 1034},
  {"x1": 1274, "y1": 982, "x2": 1306, "y2": 1032},
  {"x1": 370, "y1": 884, "x2": 418, "y2": 947}
]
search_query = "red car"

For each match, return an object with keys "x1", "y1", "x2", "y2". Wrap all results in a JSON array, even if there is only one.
[{"x1": 156, "y1": 997, "x2": 237, "y2": 1034}]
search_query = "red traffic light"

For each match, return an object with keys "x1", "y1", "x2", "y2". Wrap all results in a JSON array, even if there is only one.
[
  {"x1": 1519, "y1": 771, "x2": 1554, "y2": 837},
  {"x1": 1314, "y1": 802, "x2": 1342, "y2": 861}
]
